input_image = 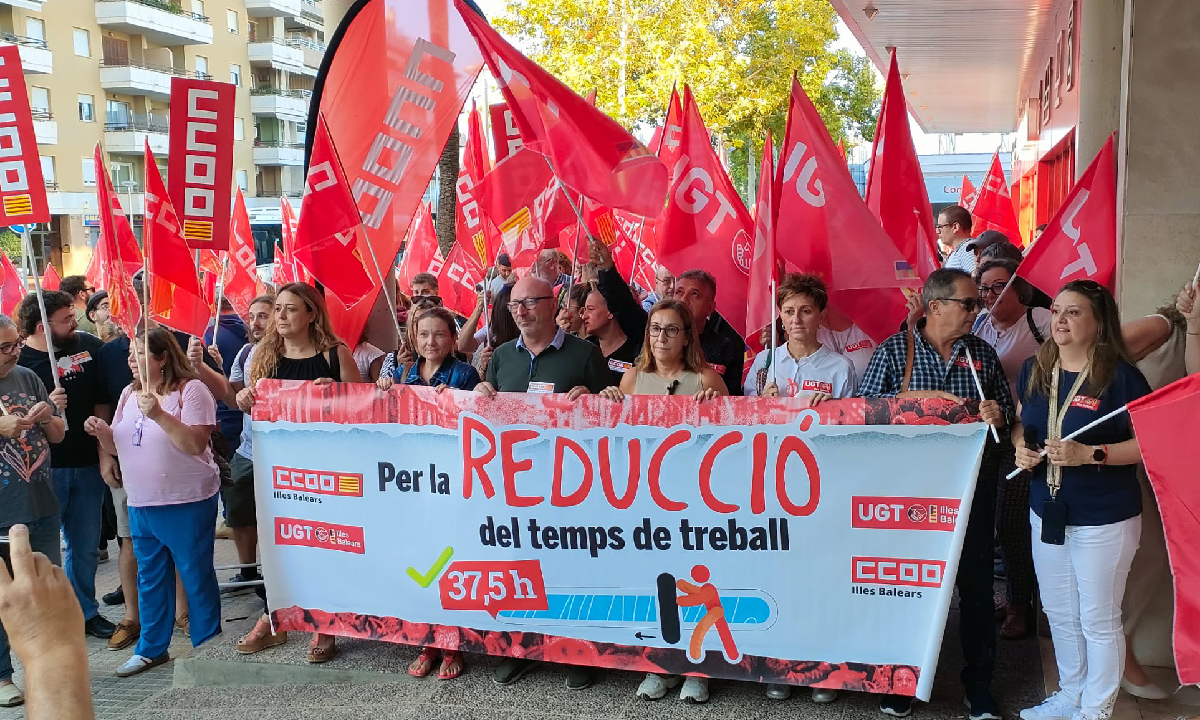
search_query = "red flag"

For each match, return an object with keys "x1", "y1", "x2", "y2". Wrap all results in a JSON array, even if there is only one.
[
  {"x1": 836, "y1": 139, "x2": 845, "y2": 159},
  {"x1": 397, "y1": 202, "x2": 443, "y2": 293},
  {"x1": 91, "y1": 145, "x2": 141, "y2": 338},
  {"x1": 0, "y1": 252, "x2": 26, "y2": 316},
  {"x1": 144, "y1": 142, "x2": 211, "y2": 338},
  {"x1": 612, "y1": 211, "x2": 658, "y2": 289},
  {"x1": 0, "y1": 46, "x2": 49, "y2": 226},
  {"x1": 865, "y1": 51, "x2": 939, "y2": 280},
  {"x1": 1127, "y1": 373, "x2": 1200, "y2": 684},
  {"x1": 294, "y1": 114, "x2": 377, "y2": 305},
  {"x1": 490, "y1": 102, "x2": 524, "y2": 162},
  {"x1": 960, "y1": 174, "x2": 978, "y2": 212},
  {"x1": 656, "y1": 87, "x2": 685, "y2": 185},
  {"x1": 436, "y1": 242, "x2": 485, "y2": 317},
  {"x1": 457, "y1": 0, "x2": 668, "y2": 218},
  {"x1": 167, "y1": 77, "x2": 235, "y2": 250},
  {"x1": 475, "y1": 148, "x2": 576, "y2": 267},
  {"x1": 457, "y1": 102, "x2": 504, "y2": 267},
  {"x1": 971, "y1": 150, "x2": 1022, "y2": 242},
  {"x1": 775, "y1": 78, "x2": 916, "y2": 343},
  {"x1": 1017, "y1": 134, "x2": 1116, "y2": 295},
  {"x1": 746, "y1": 132, "x2": 776, "y2": 339},
  {"x1": 224, "y1": 189, "x2": 260, "y2": 321},
  {"x1": 278, "y1": 196, "x2": 311, "y2": 285},
  {"x1": 41, "y1": 263, "x2": 60, "y2": 291},
  {"x1": 656, "y1": 86, "x2": 754, "y2": 335}
]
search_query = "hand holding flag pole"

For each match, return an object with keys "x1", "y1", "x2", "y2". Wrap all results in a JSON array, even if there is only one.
[
  {"x1": 963, "y1": 345, "x2": 1001, "y2": 443},
  {"x1": 21, "y1": 229, "x2": 64, "y2": 428},
  {"x1": 1005, "y1": 404, "x2": 1132, "y2": 480}
]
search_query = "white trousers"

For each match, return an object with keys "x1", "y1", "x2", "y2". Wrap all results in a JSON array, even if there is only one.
[{"x1": 1030, "y1": 510, "x2": 1141, "y2": 719}]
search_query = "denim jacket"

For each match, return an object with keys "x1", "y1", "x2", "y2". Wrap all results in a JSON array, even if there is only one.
[{"x1": 396, "y1": 357, "x2": 481, "y2": 391}]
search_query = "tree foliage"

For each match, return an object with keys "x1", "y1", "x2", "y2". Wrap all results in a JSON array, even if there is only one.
[{"x1": 494, "y1": 0, "x2": 880, "y2": 197}]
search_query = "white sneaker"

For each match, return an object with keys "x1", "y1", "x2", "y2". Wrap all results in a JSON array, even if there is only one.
[
  {"x1": 1020, "y1": 691, "x2": 1080, "y2": 720},
  {"x1": 635, "y1": 673, "x2": 681, "y2": 701},
  {"x1": 0, "y1": 682, "x2": 23, "y2": 708},
  {"x1": 1120, "y1": 677, "x2": 1169, "y2": 700},
  {"x1": 679, "y1": 676, "x2": 709, "y2": 703}
]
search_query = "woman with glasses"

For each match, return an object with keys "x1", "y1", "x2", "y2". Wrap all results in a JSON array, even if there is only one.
[
  {"x1": 598, "y1": 299, "x2": 726, "y2": 704},
  {"x1": 233, "y1": 282, "x2": 361, "y2": 663},
  {"x1": 82, "y1": 328, "x2": 222, "y2": 678},
  {"x1": 471, "y1": 284, "x2": 519, "y2": 375},
  {"x1": 1012, "y1": 280, "x2": 1150, "y2": 720},
  {"x1": 972, "y1": 258, "x2": 1051, "y2": 640}
]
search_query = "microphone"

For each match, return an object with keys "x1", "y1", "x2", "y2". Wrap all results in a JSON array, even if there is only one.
[{"x1": 666, "y1": 380, "x2": 680, "y2": 396}]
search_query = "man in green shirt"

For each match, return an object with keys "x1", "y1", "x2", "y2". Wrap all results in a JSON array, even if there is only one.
[
  {"x1": 60, "y1": 276, "x2": 98, "y2": 337},
  {"x1": 474, "y1": 276, "x2": 607, "y2": 691},
  {"x1": 477, "y1": 276, "x2": 609, "y2": 398}
]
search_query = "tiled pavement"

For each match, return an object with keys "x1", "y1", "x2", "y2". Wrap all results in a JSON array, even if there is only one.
[{"x1": 2, "y1": 533, "x2": 1197, "y2": 719}]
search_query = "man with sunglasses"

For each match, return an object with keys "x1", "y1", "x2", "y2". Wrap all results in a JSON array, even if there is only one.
[
  {"x1": 60, "y1": 276, "x2": 98, "y2": 337},
  {"x1": 473, "y1": 276, "x2": 609, "y2": 692},
  {"x1": 0, "y1": 315, "x2": 65, "y2": 708},
  {"x1": 858, "y1": 268, "x2": 1012, "y2": 720}
]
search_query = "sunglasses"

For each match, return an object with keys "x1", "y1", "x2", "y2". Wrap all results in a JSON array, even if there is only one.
[
  {"x1": 133, "y1": 412, "x2": 145, "y2": 447},
  {"x1": 938, "y1": 297, "x2": 981, "y2": 312}
]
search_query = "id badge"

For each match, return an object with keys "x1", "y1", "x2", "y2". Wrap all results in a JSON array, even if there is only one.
[
  {"x1": 1040, "y1": 498, "x2": 1067, "y2": 545},
  {"x1": 527, "y1": 381, "x2": 555, "y2": 394}
]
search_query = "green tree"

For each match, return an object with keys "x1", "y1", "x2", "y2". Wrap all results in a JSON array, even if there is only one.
[{"x1": 495, "y1": 0, "x2": 880, "y2": 201}]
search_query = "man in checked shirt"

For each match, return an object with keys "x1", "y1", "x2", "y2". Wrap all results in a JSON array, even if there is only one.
[{"x1": 858, "y1": 268, "x2": 1012, "y2": 720}]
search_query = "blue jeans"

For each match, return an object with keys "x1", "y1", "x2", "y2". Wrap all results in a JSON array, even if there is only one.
[
  {"x1": 0, "y1": 515, "x2": 62, "y2": 682},
  {"x1": 50, "y1": 465, "x2": 106, "y2": 621},
  {"x1": 129, "y1": 494, "x2": 222, "y2": 659}
]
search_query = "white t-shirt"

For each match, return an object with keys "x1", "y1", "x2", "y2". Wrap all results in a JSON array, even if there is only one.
[
  {"x1": 817, "y1": 325, "x2": 877, "y2": 385},
  {"x1": 973, "y1": 307, "x2": 1051, "y2": 399},
  {"x1": 488, "y1": 275, "x2": 512, "y2": 297},
  {"x1": 353, "y1": 342, "x2": 385, "y2": 380},
  {"x1": 743, "y1": 344, "x2": 857, "y2": 399},
  {"x1": 943, "y1": 242, "x2": 976, "y2": 274}
]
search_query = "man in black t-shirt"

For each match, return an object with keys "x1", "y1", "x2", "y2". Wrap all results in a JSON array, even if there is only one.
[{"x1": 16, "y1": 291, "x2": 115, "y2": 639}]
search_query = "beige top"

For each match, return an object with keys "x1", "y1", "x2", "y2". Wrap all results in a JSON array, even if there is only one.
[
  {"x1": 1136, "y1": 316, "x2": 1187, "y2": 391},
  {"x1": 631, "y1": 369, "x2": 705, "y2": 396}
]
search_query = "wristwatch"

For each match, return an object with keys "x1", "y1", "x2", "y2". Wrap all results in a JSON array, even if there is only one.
[{"x1": 1092, "y1": 445, "x2": 1108, "y2": 465}]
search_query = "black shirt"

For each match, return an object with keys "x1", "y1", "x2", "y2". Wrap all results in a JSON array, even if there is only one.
[
  {"x1": 19, "y1": 331, "x2": 109, "y2": 468},
  {"x1": 590, "y1": 334, "x2": 641, "y2": 386}
]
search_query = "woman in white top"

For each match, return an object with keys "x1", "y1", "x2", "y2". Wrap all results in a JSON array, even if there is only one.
[
  {"x1": 816, "y1": 303, "x2": 876, "y2": 383},
  {"x1": 744, "y1": 274, "x2": 856, "y2": 410}
]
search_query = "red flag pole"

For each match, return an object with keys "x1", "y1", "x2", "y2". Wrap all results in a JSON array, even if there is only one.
[{"x1": 768, "y1": 277, "x2": 777, "y2": 387}]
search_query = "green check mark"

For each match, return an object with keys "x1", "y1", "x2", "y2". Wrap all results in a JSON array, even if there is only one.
[{"x1": 407, "y1": 546, "x2": 454, "y2": 587}]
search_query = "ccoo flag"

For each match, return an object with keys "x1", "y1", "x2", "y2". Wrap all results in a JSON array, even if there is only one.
[
  {"x1": 1017, "y1": 134, "x2": 1117, "y2": 295},
  {"x1": 224, "y1": 189, "x2": 260, "y2": 321},
  {"x1": 456, "y1": 0, "x2": 668, "y2": 218}
]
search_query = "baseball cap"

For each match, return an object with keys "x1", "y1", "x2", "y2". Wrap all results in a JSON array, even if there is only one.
[{"x1": 966, "y1": 230, "x2": 1010, "y2": 253}]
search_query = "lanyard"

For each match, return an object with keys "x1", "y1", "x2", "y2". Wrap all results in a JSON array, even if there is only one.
[{"x1": 1046, "y1": 361, "x2": 1091, "y2": 498}]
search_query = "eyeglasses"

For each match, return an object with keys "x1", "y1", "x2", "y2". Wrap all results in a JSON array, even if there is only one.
[
  {"x1": 411, "y1": 296, "x2": 442, "y2": 308},
  {"x1": 133, "y1": 412, "x2": 145, "y2": 447},
  {"x1": 506, "y1": 296, "x2": 553, "y2": 312},
  {"x1": 977, "y1": 281, "x2": 1010, "y2": 298},
  {"x1": 0, "y1": 336, "x2": 26, "y2": 355},
  {"x1": 84, "y1": 286, "x2": 96, "y2": 294},
  {"x1": 648, "y1": 324, "x2": 682, "y2": 338},
  {"x1": 938, "y1": 297, "x2": 981, "y2": 312}
]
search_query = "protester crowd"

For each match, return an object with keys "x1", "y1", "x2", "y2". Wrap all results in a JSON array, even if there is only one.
[{"x1": 0, "y1": 204, "x2": 1197, "y2": 720}]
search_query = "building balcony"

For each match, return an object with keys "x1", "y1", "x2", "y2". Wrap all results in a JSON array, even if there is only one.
[
  {"x1": 253, "y1": 139, "x2": 304, "y2": 166},
  {"x1": 0, "y1": 34, "x2": 52, "y2": 73},
  {"x1": 99, "y1": 60, "x2": 208, "y2": 101},
  {"x1": 0, "y1": 0, "x2": 46, "y2": 11},
  {"x1": 244, "y1": 0, "x2": 299, "y2": 17},
  {"x1": 284, "y1": 35, "x2": 323, "y2": 70},
  {"x1": 32, "y1": 110, "x2": 55, "y2": 144},
  {"x1": 299, "y1": 0, "x2": 320, "y2": 21},
  {"x1": 104, "y1": 114, "x2": 169, "y2": 155},
  {"x1": 246, "y1": 39, "x2": 311, "y2": 75},
  {"x1": 250, "y1": 87, "x2": 309, "y2": 122},
  {"x1": 94, "y1": 0, "x2": 213, "y2": 46}
]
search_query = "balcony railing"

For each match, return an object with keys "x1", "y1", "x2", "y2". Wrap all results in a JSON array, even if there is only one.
[
  {"x1": 94, "y1": 0, "x2": 210, "y2": 22},
  {"x1": 0, "y1": 32, "x2": 48, "y2": 49},
  {"x1": 250, "y1": 86, "x2": 311, "y2": 98},
  {"x1": 284, "y1": 35, "x2": 323, "y2": 52},
  {"x1": 100, "y1": 57, "x2": 211, "y2": 79},
  {"x1": 254, "y1": 140, "x2": 304, "y2": 149},
  {"x1": 31, "y1": 108, "x2": 52, "y2": 120},
  {"x1": 44, "y1": 182, "x2": 58, "y2": 191},
  {"x1": 299, "y1": 0, "x2": 320, "y2": 20},
  {"x1": 105, "y1": 113, "x2": 169, "y2": 133}
]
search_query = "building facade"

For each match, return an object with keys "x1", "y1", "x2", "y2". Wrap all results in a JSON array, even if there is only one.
[{"x1": 0, "y1": 0, "x2": 324, "y2": 275}]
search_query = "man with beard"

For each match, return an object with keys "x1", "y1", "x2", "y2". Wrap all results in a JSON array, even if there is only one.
[{"x1": 16, "y1": 291, "x2": 115, "y2": 640}]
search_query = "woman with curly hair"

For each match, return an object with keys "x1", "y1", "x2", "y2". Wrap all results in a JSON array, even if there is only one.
[{"x1": 233, "y1": 283, "x2": 361, "y2": 663}]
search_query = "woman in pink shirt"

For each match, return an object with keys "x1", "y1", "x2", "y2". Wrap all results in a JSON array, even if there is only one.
[{"x1": 84, "y1": 328, "x2": 222, "y2": 678}]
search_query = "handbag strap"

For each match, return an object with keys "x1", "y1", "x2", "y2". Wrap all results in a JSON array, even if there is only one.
[{"x1": 901, "y1": 326, "x2": 916, "y2": 394}]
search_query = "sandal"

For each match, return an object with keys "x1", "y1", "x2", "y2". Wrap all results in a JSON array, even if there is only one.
[
  {"x1": 306, "y1": 634, "x2": 337, "y2": 664},
  {"x1": 175, "y1": 613, "x2": 189, "y2": 635},
  {"x1": 408, "y1": 647, "x2": 440, "y2": 678},
  {"x1": 437, "y1": 651, "x2": 464, "y2": 680},
  {"x1": 236, "y1": 617, "x2": 288, "y2": 655}
]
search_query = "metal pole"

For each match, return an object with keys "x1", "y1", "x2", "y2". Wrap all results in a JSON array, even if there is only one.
[{"x1": 22, "y1": 229, "x2": 64, "y2": 427}]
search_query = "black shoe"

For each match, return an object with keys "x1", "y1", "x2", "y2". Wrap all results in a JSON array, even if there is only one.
[
  {"x1": 102, "y1": 587, "x2": 125, "y2": 606},
  {"x1": 492, "y1": 657, "x2": 536, "y2": 686},
  {"x1": 220, "y1": 571, "x2": 260, "y2": 596},
  {"x1": 880, "y1": 694, "x2": 913, "y2": 717},
  {"x1": 565, "y1": 665, "x2": 596, "y2": 691},
  {"x1": 963, "y1": 684, "x2": 1001, "y2": 720},
  {"x1": 85, "y1": 614, "x2": 117, "y2": 639}
]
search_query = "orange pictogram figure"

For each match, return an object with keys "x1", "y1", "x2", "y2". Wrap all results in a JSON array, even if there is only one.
[{"x1": 676, "y1": 564, "x2": 741, "y2": 663}]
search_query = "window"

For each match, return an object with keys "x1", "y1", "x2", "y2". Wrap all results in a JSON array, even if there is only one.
[
  {"x1": 195, "y1": 55, "x2": 208, "y2": 77},
  {"x1": 229, "y1": 64, "x2": 241, "y2": 87},
  {"x1": 191, "y1": 0, "x2": 204, "y2": 15},
  {"x1": 106, "y1": 100, "x2": 132, "y2": 126},
  {"x1": 25, "y1": 18, "x2": 45, "y2": 42},
  {"x1": 110, "y1": 162, "x2": 134, "y2": 191},
  {"x1": 226, "y1": 10, "x2": 238, "y2": 33},
  {"x1": 77, "y1": 94, "x2": 94, "y2": 122},
  {"x1": 82, "y1": 158, "x2": 96, "y2": 186},
  {"x1": 236, "y1": 170, "x2": 248, "y2": 191},
  {"x1": 234, "y1": 117, "x2": 244, "y2": 141},
  {"x1": 72, "y1": 28, "x2": 89, "y2": 57},
  {"x1": 30, "y1": 87, "x2": 50, "y2": 114},
  {"x1": 40, "y1": 156, "x2": 55, "y2": 185}
]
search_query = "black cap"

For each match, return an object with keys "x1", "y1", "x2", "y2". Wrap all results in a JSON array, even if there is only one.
[
  {"x1": 967, "y1": 230, "x2": 1009, "y2": 252},
  {"x1": 85, "y1": 290, "x2": 109, "y2": 319}
]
